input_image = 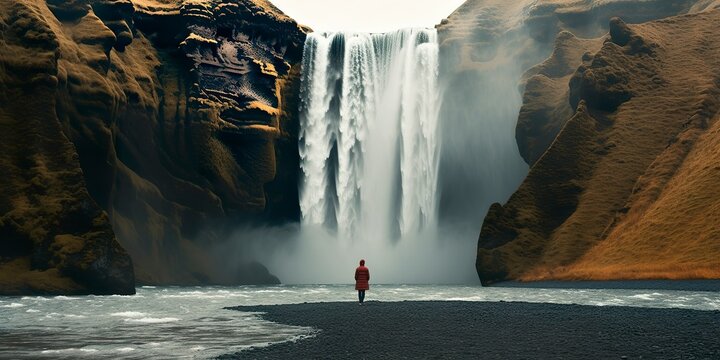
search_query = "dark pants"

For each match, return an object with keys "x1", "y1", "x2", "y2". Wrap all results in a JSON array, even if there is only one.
[{"x1": 358, "y1": 290, "x2": 365, "y2": 303}]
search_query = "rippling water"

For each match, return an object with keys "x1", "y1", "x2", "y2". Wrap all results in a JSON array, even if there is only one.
[{"x1": 1, "y1": 285, "x2": 719, "y2": 359}]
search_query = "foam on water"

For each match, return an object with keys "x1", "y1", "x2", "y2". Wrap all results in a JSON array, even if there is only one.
[
  {"x1": 110, "y1": 311, "x2": 147, "y2": 318},
  {"x1": 41, "y1": 348, "x2": 99, "y2": 354},
  {"x1": 1, "y1": 303, "x2": 24, "y2": 308},
  {"x1": 124, "y1": 317, "x2": 180, "y2": 324}
]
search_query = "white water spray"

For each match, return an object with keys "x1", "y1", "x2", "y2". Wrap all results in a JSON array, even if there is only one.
[
  {"x1": 237, "y1": 5, "x2": 555, "y2": 284},
  {"x1": 299, "y1": 29, "x2": 441, "y2": 240}
]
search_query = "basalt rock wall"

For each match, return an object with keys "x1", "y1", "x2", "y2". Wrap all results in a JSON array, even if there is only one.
[{"x1": 0, "y1": 0, "x2": 306, "y2": 293}]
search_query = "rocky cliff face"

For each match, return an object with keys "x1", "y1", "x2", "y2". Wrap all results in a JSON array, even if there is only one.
[
  {"x1": 0, "y1": 0, "x2": 306, "y2": 294},
  {"x1": 516, "y1": 0, "x2": 719, "y2": 165},
  {"x1": 434, "y1": 0, "x2": 697, "y2": 227},
  {"x1": 476, "y1": 6, "x2": 720, "y2": 284},
  {"x1": 0, "y1": 0, "x2": 135, "y2": 294}
]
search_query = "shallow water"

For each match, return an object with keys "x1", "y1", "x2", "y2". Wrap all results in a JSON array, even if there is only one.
[{"x1": 1, "y1": 285, "x2": 719, "y2": 359}]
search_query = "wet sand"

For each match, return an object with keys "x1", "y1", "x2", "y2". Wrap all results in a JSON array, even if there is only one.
[{"x1": 221, "y1": 301, "x2": 720, "y2": 359}]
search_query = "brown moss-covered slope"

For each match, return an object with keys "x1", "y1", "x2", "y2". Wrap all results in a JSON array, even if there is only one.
[
  {"x1": 515, "y1": 2, "x2": 720, "y2": 166},
  {"x1": 477, "y1": 11, "x2": 720, "y2": 285},
  {"x1": 517, "y1": 33, "x2": 604, "y2": 165},
  {"x1": 0, "y1": 0, "x2": 306, "y2": 293}
]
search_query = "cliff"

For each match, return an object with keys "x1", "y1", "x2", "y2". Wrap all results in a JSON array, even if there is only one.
[
  {"x1": 477, "y1": 9, "x2": 720, "y2": 284},
  {"x1": 0, "y1": 0, "x2": 306, "y2": 294},
  {"x1": 0, "y1": 0, "x2": 135, "y2": 294},
  {"x1": 434, "y1": 0, "x2": 696, "y2": 226}
]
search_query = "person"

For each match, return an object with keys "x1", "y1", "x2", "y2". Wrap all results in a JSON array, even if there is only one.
[{"x1": 354, "y1": 259, "x2": 370, "y2": 305}]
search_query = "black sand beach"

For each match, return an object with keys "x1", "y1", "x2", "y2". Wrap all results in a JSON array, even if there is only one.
[{"x1": 222, "y1": 301, "x2": 720, "y2": 359}]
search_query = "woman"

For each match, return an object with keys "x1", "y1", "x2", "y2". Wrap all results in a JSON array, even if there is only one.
[{"x1": 354, "y1": 259, "x2": 370, "y2": 304}]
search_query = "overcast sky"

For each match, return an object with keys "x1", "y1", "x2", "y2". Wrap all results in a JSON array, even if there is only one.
[{"x1": 270, "y1": 0, "x2": 466, "y2": 33}]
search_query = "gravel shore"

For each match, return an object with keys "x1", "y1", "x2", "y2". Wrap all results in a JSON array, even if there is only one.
[{"x1": 221, "y1": 301, "x2": 720, "y2": 359}]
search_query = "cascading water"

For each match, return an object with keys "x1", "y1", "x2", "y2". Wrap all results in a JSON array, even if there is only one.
[
  {"x1": 245, "y1": 10, "x2": 534, "y2": 283},
  {"x1": 245, "y1": 28, "x2": 475, "y2": 284},
  {"x1": 299, "y1": 29, "x2": 441, "y2": 240},
  {"x1": 237, "y1": 5, "x2": 550, "y2": 284}
]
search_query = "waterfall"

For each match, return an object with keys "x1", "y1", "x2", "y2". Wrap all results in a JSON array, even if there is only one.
[{"x1": 298, "y1": 28, "x2": 441, "y2": 240}]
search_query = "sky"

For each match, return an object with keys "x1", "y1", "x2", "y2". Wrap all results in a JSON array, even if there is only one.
[{"x1": 270, "y1": 0, "x2": 467, "y2": 33}]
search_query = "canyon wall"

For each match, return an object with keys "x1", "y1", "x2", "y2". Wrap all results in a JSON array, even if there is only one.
[
  {"x1": 473, "y1": 3, "x2": 720, "y2": 284},
  {"x1": 0, "y1": 0, "x2": 306, "y2": 294},
  {"x1": 435, "y1": 0, "x2": 697, "y2": 228}
]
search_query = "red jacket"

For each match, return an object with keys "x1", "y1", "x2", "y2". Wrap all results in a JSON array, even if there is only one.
[{"x1": 355, "y1": 266, "x2": 370, "y2": 290}]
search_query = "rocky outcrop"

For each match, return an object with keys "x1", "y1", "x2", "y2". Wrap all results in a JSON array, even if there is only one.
[
  {"x1": 0, "y1": 0, "x2": 306, "y2": 293},
  {"x1": 514, "y1": 0, "x2": 720, "y2": 167},
  {"x1": 477, "y1": 10, "x2": 720, "y2": 284},
  {"x1": 517, "y1": 33, "x2": 603, "y2": 165},
  {"x1": 518, "y1": 0, "x2": 700, "y2": 165}
]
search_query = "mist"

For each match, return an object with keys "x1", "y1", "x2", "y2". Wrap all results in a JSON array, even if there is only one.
[
  {"x1": 436, "y1": 2, "x2": 551, "y2": 227},
  {"x1": 218, "y1": 223, "x2": 481, "y2": 284}
]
